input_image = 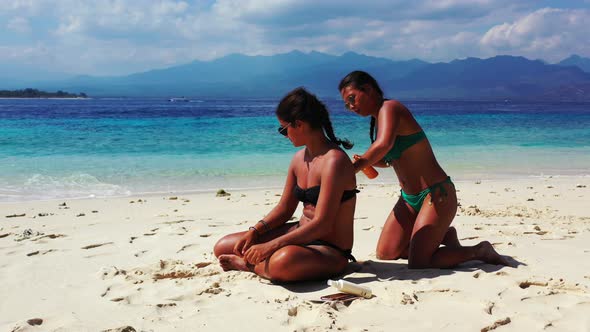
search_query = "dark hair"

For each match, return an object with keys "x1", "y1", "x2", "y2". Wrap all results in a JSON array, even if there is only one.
[
  {"x1": 338, "y1": 70, "x2": 384, "y2": 143},
  {"x1": 276, "y1": 87, "x2": 353, "y2": 150}
]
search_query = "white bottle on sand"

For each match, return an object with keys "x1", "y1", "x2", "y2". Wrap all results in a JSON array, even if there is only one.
[{"x1": 327, "y1": 279, "x2": 372, "y2": 299}]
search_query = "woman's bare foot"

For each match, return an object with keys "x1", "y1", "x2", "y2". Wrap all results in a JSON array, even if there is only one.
[
  {"x1": 218, "y1": 254, "x2": 251, "y2": 272},
  {"x1": 475, "y1": 241, "x2": 510, "y2": 266},
  {"x1": 442, "y1": 226, "x2": 461, "y2": 248}
]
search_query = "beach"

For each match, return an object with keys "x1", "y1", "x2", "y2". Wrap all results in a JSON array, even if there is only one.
[
  {"x1": 2, "y1": 175, "x2": 589, "y2": 331},
  {"x1": 3, "y1": 1, "x2": 590, "y2": 330}
]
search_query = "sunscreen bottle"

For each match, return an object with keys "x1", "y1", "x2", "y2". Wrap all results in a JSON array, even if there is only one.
[
  {"x1": 327, "y1": 279, "x2": 372, "y2": 299},
  {"x1": 361, "y1": 165, "x2": 379, "y2": 179},
  {"x1": 354, "y1": 155, "x2": 378, "y2": 179}
]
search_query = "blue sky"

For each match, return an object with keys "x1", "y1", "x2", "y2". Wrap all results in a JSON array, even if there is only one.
[{"x1": 1, "y1": 0, "x2": 589, "y2": 76}]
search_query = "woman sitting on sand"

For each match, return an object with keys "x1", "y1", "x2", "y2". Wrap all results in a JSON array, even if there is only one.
[
  {"x1": 338, "y1": 70, "x2": 509, "y2": 268},
  {"x1": 214, "y1": 87, "x2": 358, "y2": 282}
]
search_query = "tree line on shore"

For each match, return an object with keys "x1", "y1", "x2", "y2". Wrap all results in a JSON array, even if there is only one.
[{"x1": 0, "y1": 88, "x2": 87, "y2": 98}]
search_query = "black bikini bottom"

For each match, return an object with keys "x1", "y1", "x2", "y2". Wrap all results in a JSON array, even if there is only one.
[{"x1": 306, "y1": 240, "x2": 356, "y2": 262}]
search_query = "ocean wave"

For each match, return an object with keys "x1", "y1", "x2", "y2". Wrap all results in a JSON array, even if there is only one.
[{"x1": 0, "y1": 173, "x2": 131, "y2": 202}]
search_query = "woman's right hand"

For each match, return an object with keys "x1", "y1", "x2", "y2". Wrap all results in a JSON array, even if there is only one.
[
  {"x1": 351, "y1": 154, "x2": 363, "y2": 173},
  {"x1": 233, "y1": 230, "x2": 258, "y2": 256}
]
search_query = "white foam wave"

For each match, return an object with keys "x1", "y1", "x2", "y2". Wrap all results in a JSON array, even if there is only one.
[{"x1": 0, "y1": 173, "x2": 131, "y2": 202}]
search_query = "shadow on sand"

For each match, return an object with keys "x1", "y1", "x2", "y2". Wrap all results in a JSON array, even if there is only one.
[{"x1": 279, "y1": 255, "x2": 524, "y2": 294}]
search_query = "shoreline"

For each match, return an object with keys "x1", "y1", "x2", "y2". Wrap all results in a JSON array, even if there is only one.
[
  {"x1": 1, "y1": 172, "x2": 589, "y2": 204},
  {"x1": 0, "y1": 97, "x2": 90, "y2": 100}
]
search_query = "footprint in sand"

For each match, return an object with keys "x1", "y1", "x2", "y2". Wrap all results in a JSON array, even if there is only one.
[
  {"x1": 99, "y1": 259, "x2": 222, "y2": 308},
  {"x1": 5, "y1": 213, "x2": 26, "y2": 218},
  {"x1": 197, "y1": 282, "x2": 224, "y2": 295},
  {"x1": 484, "y1": 301, "x2": 495, "y2": 315},
  {"x1": 518, "y1": 280, "x2": 548, "y2": 289},
  {"x1": 101, "y1": 326, "x2": 136, "y2": 332},
  {"x1": 110, "y1": 296, "x2": 129, "y2": 303},
  {"x1": 176, "y1": 244, "x2": 199, "y2": 253},
  {"x1": 26, "y1": 249, "x2": 57, "y2": 257},
  {"x1": 162, "y1": 219, "x2": 194, "y2": 225},
  {"x1": 82, "y1": 242, "x2": 114, "y2": 250},
  {"x1": 518, "y1": 278, "x2": 588, "y2": 301},
  {"x1": 480, "y1": 317, "x2": 511, "y2": 332},
  {"x1": 413, "y1": 288, "x2": 460, "y2": 302},
  {"x1": 287, "y1": 302, "x2": 341, "y2": 330},
  {"x1": 99, "y1": 266, "x2": 128, "y2": 280},
  {"x1": 32, "y1": 234, "x2": 66, "y2": 242},
  {"x1": 27, "y1": 318, "x2": 43, "y2": 326},
  {"x1": 542, "y1": 302, "x2": 590, "y2": 330},
  {"x1": 400, "y1": 292, "x2": 417, "y2": 305},
  {"x1": 14, "y1": 229, "x2": 44, "y2": 242},
  {"x1": 134, "y1": 250, "x2": 148, "y2": 257}
]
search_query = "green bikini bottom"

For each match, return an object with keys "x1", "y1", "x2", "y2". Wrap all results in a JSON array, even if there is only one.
[{"x1": 400, "y1": 177, "x2": 454, "y2": 212}]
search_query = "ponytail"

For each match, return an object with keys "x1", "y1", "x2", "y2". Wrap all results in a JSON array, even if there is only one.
[
  {"x1": 369, "y1": 117, "x2": 376, "y2": 143},
  {"x1": 321, "y1": 112, "x2": 354, "y2": 150},
  {"x1": 276, "y1": 87, "x2": 353, "y2": 149}
]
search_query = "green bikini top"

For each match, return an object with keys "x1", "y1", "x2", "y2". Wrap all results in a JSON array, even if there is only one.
[{"x1": 381, "y1": 131, "x2": 426, "y2": 164}]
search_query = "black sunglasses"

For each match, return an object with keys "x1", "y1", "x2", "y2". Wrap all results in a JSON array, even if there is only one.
[
  {"x1": 344, "y1": 94, "x2": 356, "y2": 109},
  {"x1": 277, "y1": 122, "x2": 292, "y2": 136}
]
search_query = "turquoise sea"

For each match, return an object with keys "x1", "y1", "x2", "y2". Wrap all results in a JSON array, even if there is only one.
[{"x1": 1, "y1": 98, "x2": 589, "y2": 202}]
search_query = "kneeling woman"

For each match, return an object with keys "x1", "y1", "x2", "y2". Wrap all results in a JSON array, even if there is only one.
[{"x1": 214, "y1": 87, "x2": 358, "y2": 282}]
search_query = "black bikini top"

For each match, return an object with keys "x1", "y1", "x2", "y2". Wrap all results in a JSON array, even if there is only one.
[{"x1": 294, "y1": 184, "x2": 359, "y2": 205}]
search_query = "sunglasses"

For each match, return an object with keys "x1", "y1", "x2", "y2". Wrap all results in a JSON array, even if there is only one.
[
  {"x1": 277, "y1": 122, "x2": 292, "y2": 136},
  {"x1": 344, "y1": 94, "x2": 356, "y2": 110}
]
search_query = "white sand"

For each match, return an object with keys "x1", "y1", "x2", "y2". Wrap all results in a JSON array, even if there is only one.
[{"x1": 1, "y1": 176, "x2": 589, "y2": 331}]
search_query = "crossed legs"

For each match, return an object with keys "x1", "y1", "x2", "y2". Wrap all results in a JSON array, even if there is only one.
[{"x1": 213, "y1": 223, "x2": 348, "y2": 282}]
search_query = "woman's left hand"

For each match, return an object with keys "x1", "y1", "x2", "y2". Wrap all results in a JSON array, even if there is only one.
[{"x1": 243, "y1": 241, "x2": 280, "y2": 265}]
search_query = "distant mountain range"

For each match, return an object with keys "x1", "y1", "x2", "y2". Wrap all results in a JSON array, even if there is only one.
[
  {"x1": 3, "y1": 51, "x2": 590, "y2": 100},
  {"x1": 558, "y1": 55, "x2": 590, "y2": 73}
]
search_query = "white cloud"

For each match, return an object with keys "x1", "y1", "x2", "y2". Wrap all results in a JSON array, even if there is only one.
[
  {"x1": 0, "y1": 43, "x2": 54, "y2": 64},
  {"x1": 7, "y1": 17, "x2": 31, "y2": 33},
  {"x1": 0, "y1": 0, "x2": 39, "y2": 13},
  {"x1": 0, "y1": 1, "x2": 588, "y2": 75},
  {"x1": 400, "y1": 21, "x2": 436, "y2": 35},
  {"x1": 55, "y1": 16, "x2": 83, "y2": 35},
  {"x1": 152, "y1": 1, "x2": 189, "y2": 16},
  {"x1": 480, "y1": 7, "x2": 590, "y2": 61},
  {"x1": 39, "y1": 0, "x2": 196, "y2": 40}
]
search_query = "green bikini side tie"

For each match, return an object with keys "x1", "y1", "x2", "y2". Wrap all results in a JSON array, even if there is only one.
[{"x1": 400, "y1": 177, "x2": 453, "y2": 212}]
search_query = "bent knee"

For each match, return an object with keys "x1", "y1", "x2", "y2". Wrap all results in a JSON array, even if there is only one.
[
  {"x1": 377, "y1": 252, "x2": 399, "y2": 260},
  {"x1": 265, "y1": 248, "x2": 303, "y2": 282},
  {"x1": 213, "y1": 240, "x2": 224, "y2": 258},
  {"x1": 376, "y1": 246, "x2": 408, "y2": 260},
  {"x1": 407, "y1": 257, "x2": 430, "y2": 269},
  {"x1": 213, "y1": 236, "x2": 234, "y2": 257},
  {"x1": 265, "y1": 246, "x2": 347, "y2": 283}
]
